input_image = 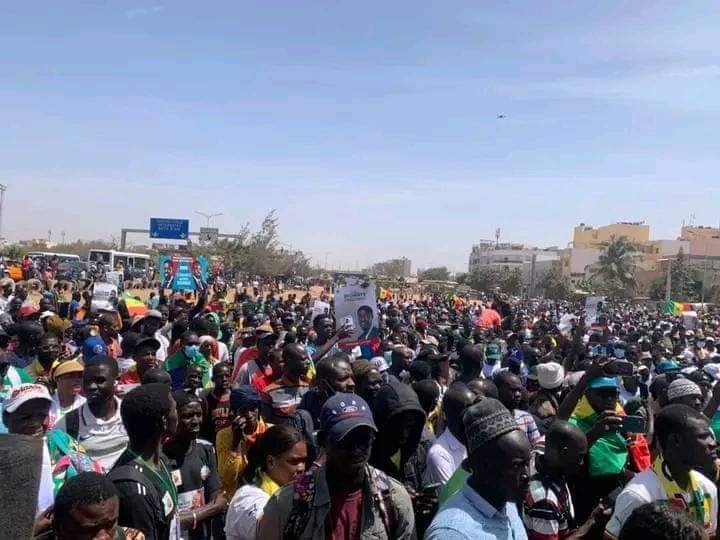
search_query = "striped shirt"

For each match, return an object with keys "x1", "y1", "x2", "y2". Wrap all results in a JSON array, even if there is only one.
[
  {"x1": 261, "y1": 375, "x2": 310, "y2": 424},
  {"x1": 523, "y1": 453, "x2": 575, "y2": 540},
  {"x1": 514, "y1": 409, "x2": 543, "y2": 447}
]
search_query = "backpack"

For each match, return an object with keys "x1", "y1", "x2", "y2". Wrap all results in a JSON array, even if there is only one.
[
  {"x1": 282, "y1": 466, "x2": 397, "y2": 540},
  {"x1": 64, "y1": 408, "x2": 80, "y2": 441}
]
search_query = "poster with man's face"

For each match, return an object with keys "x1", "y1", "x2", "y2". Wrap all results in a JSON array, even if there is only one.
[
  {"x1": 334, "y1": 279, "x2": 379, "y2": 342},
  {"x1": 159, "y1": 256, "x2": 208, "y2": 291}
]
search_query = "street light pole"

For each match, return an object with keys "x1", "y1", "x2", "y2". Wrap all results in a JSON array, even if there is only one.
[
  {"x1": 194, "y1": 211, "x2": 223, "y2": 227},
  {"x1": 0, "y1": 184, "x2": 7, "y2": 243}
]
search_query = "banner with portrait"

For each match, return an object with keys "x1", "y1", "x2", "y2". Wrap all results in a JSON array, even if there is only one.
[
  {"x1": 334, "y1": 279, "x2": 381, "y2": 358},
  {"x1": 91, "y1": 282, "x2": 118, "y2": 312},
  {"x1": 159, "y1": 255, "x2": 209, "y2": 292}
]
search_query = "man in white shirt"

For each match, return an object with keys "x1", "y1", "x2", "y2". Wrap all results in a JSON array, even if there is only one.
[
  {"x1": 134, "y1": 310, "x2": 169, "y2": 363},
  {"x1": 424, "y1": 385, "x2": 475, "y2": 485},
  {"x1": 605, "y1": 404, "x2": 718, "y2": 538},
  {"x1": 55, "y1": 356, "x2": 128, "y2": 471}
]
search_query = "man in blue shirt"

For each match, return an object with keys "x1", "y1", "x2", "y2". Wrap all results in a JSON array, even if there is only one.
[{"x1": 426, "y1": 397, "x2": 531, "y2": 540}]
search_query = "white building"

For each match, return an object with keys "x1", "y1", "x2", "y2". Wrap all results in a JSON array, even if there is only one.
[{"x1": 468, "y1": 241, "x2": 561, "y2": 292}]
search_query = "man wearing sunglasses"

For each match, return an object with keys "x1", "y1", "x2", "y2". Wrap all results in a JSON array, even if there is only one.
[{"x1": 258, "y1": 392, "x2": 415, "y2": 539}]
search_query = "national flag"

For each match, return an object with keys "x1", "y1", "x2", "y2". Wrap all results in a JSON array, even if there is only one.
[
  {"x1": 123, "y1": 292, "x2": 148, "y2": 317},
  {"x1": 661, "y1": 300, "x2": 693, "y2": 316}
]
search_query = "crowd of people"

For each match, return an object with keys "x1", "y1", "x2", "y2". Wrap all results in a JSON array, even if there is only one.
[{"x1": 2, "y1": 275, "x2": 720, "y2": 540}]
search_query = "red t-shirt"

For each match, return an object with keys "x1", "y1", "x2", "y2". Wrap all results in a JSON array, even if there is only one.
[
  {"x1": 326, "y1": 489, "x2": 363, "y2": 540},
  {"x1": 250, "y1": 365, "x2": 275, "y2": 393},
  {"x1": 476, "y1": 308, "x2": 502, "y2": 329}
]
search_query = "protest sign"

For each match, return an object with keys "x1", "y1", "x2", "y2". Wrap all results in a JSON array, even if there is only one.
[
  {"x1": 682, "y1": 311, "x2": 698, "y2": 330},
  {"x1": 558, "y1": 313, "x2": 577, "y2": 336},
  {"x1": 91, "y1": 282, "x2": 118, "y2": 312},
  {"x1": 105, "y1": 271, "x2": 123, "y2": 288},
  {"x1": 159, "y1": 255, "x2": 209, "y2": 292},
  {"x1": 334, "y1": 279, "x2": 380, "y2": 358},
  {"x1": 585, "y1": 296, "x2": 605, "y2": 326},
  {"x1": 311, "y1": 300, "x2": 331, "y2": 324}
]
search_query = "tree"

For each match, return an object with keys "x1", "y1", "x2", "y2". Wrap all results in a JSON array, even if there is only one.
[
  {"x1": 590, "y1": 235, "x2": 639, "y2": 298},
  {"x1": 539, "y1": 265, "x2": 573, "y2": 299},
  {"x1": 368, "y1": 259, "x2": 408, "y2": 278},
  {"x1": 420, "y1": 266, "x2": 450, "y2": 281},
  {"x1": 466, "y1": 268, "x2": 502, "y2": 293},
  {"x1": 648, "y1": 257, "x2": 702, "y2": 301},
  {"x1": 500, "y1": 268, "x2": 524, "y2": 295},
  {"x1": 1, "y1": 244, "x2": 22, "y2": 260},
  {"x1": 201, "y1": 210, "x2": 312, "y2": 278}
]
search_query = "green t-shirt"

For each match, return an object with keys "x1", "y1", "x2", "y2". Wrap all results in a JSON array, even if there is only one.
[{"x1": 711, "y1": 410, "x2": 720, "y2": 441}]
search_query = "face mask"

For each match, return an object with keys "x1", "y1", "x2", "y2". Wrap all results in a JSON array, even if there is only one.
[
  {"x1": 615, "y1": 349, "x2": 626, "y2": 359},
  {"x1": 697, "y1": 341, "x2": 706, "y2": 348},
  {"x1": 523, "y1": 329, "x2": 532, "y2": 339},
  {"x1": 184, "y1": 345, "x2": 200, "y2": 358}
]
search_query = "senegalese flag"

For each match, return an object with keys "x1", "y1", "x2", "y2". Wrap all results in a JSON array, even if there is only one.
[
  {"x1": 379, "y1": 287, "x2": 393, "y2": 300},
  {"x1": 569, "y1": 395, "x2": 628, "y2": 477},
  {"x1": 450, "y1": 294, "x2": 465, "y2": 310},
  {"x1": 662, "y1": 300, "x2": 693, "y2": 316},
  {"x1": 123, "y1": 292, "x2": 148, "y2": 317}
]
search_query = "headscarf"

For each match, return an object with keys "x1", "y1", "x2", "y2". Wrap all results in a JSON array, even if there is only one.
[{"x1": 199, "y1": 335, "x2": 219, "y2": 363}]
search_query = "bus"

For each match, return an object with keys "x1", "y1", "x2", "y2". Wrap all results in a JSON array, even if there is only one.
[
  {"x1": 26, "y1": 251, "x2": 81, "y2": 264},
  {"x1": 25, "y1": 252, "x2": 83, "y2": 281},
  {"x1": 88, "y1": 250, "x2": 152, "y2": 279}
]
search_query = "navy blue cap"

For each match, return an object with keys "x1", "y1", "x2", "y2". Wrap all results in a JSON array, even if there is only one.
[
  {"x1": 230, "y1": 385, "x2": 261, "y2": 410},
  {"x1": 320, "y1": 393, "x2": 376, "y2": 444},
  {"x1": 82, "y1": 335, "x2": 108, "y2": 361}
]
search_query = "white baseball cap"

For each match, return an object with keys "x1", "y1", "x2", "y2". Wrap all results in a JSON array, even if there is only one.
[{"x1": 3, "y1": 383, "x2": 52, "y2": 413}]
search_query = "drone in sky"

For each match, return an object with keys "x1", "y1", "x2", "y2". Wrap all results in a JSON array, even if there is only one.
[{"x1": 497, "y1": 114, "x2": 506, "y2": 119}]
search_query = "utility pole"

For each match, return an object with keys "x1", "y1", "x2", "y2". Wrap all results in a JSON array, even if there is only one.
[
  {"x1": 194, "y1": 211, "x2": 223, "y2": 227},
  {"x1": 665, "y1": 259, "x2": 672, "y2": 301},
  {"x1": 529, "y1": 253, "x2": 537, "y2": 298},
  {"x1": 702, "y1": 243, "x2": 709, "y2": 304},
  {"x1": 0, "y1": 184, "x2": 7, "y2": 243}
]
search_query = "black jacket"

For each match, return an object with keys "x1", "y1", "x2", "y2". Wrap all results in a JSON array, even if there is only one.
[{"x1": 370, "y1": 379, "x2": 429, "y2": 490}]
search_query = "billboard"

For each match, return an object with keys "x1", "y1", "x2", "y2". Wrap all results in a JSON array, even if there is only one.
[
  {"x1": 159, "y1": 255, "x2": 209, "y2": 292},
  {"x1": 150, "y1": 218, "x2": 189, "y2": 241},
  {"x1": 199, "y1": 227, "x2": 219, "y2": 243}
]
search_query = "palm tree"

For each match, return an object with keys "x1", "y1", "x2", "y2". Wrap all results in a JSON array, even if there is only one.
[{"x1": 590, "y1": 235, "x2": 639, "y2": 296}]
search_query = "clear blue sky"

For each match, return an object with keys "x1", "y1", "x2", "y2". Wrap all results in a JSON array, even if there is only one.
[{"x1": 2, "y1": 1, "x2": 719, "y2": 272}]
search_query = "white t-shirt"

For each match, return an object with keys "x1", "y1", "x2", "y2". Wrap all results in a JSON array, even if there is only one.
[
  {"x1": 48, "y1": 393, "x2": 86, "y2": 430},
  {"x1": 55, "y1": 397, "x2": 128, "y2": 472},
  {"x1": 225, "y1": 484, "x2": 270, "y2": 540},
  {"x1": 424, "y1": 428, "x2": 467, "y2": 485},
  {"x1": 217, "y1": 341, "x2": 230, "y2": 364},
  {"x1": 37, "y1": 441, "x2": 54, "y2": 515},
  {"x1": 606, "y1": 467, "x2": 718, "y2": 538},
  {"x1": 116, "y1": 356, "x2": 136, "y2": 376},
  {"x1": 155, "y1": 331, "x2": 170, "y2": 363}
]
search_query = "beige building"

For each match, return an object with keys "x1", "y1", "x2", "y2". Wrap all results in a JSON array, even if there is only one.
[
  {"x1": 573, "y1": 222, "x2": 650, "y2": 249},
  {"x1": 680, "y1": 226, "x2": 720, "y2": 240}
]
